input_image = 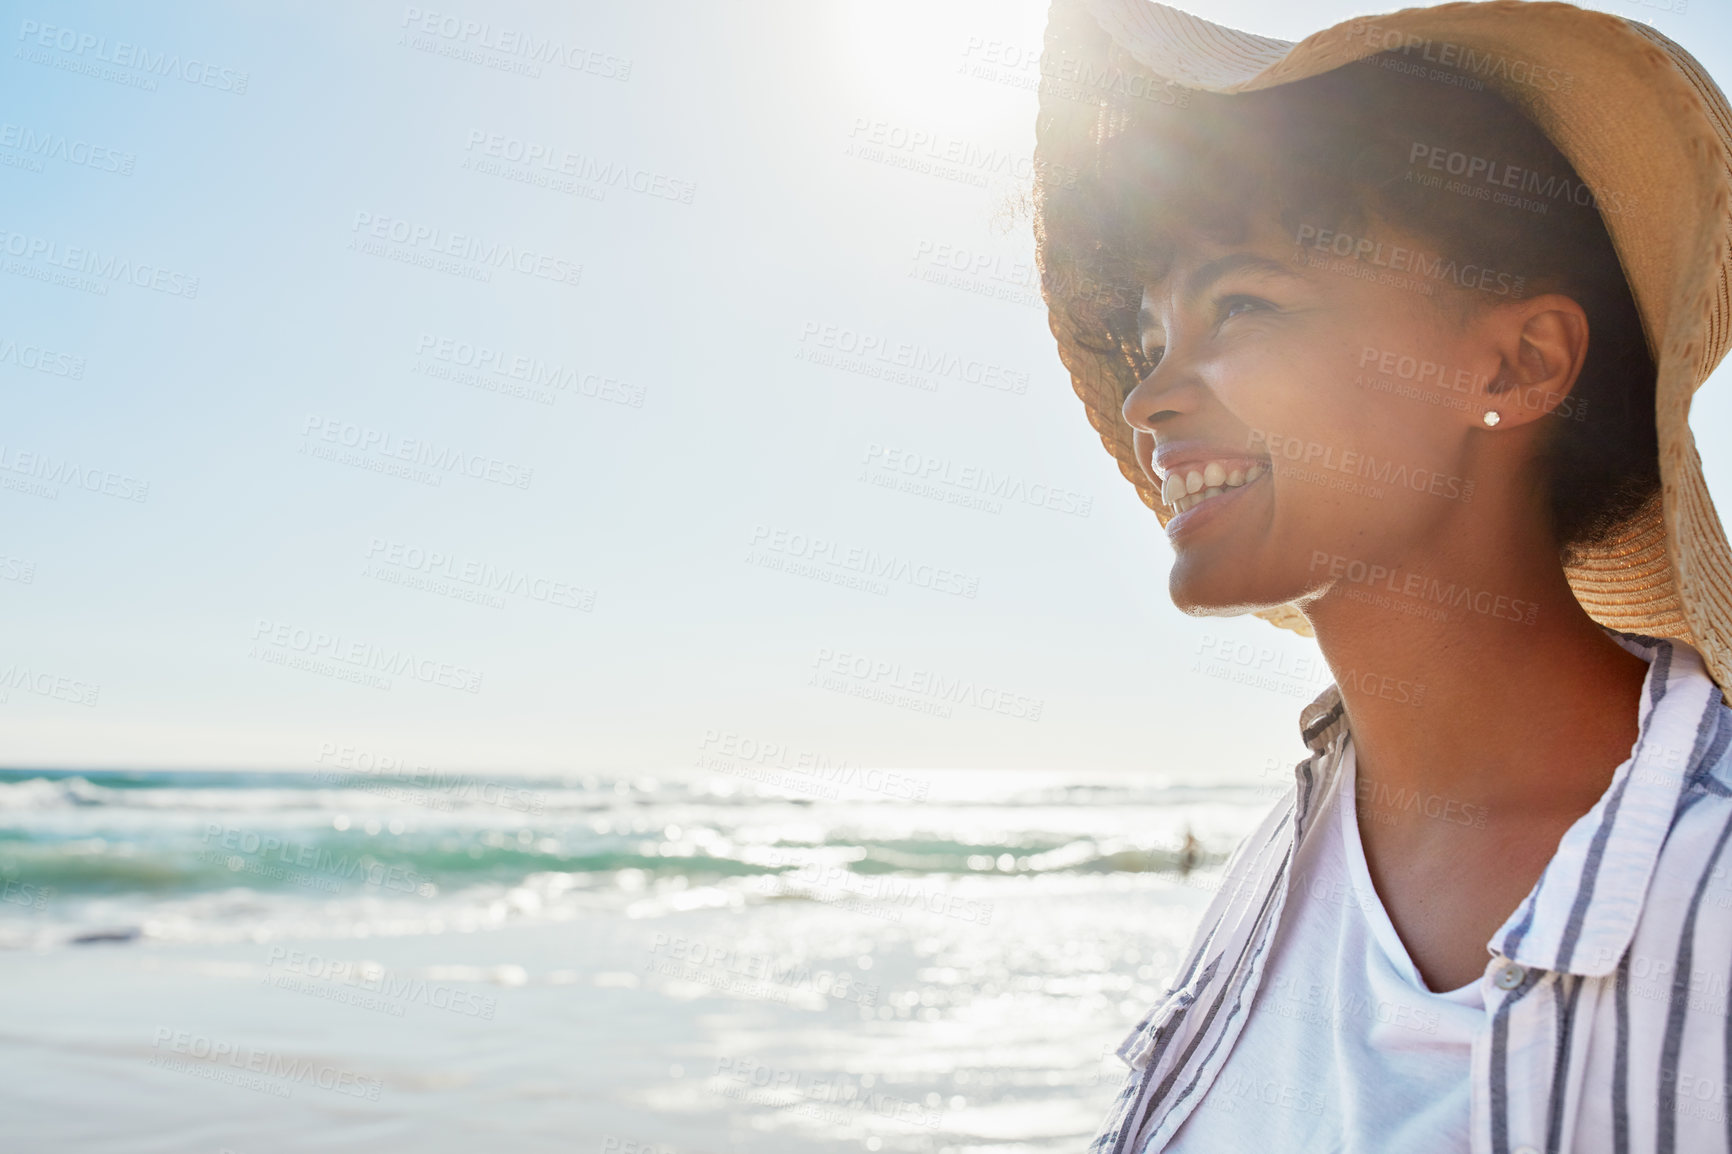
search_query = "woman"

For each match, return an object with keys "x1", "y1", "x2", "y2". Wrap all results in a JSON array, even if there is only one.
[{"x1": 1032, "y1": 2, "x2": 1732, "y2": 1151}]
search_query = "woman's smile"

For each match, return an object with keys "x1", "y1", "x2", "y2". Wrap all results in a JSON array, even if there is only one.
[
  {"x1": 1152, "y1": 441, "x2": 1272, "y2": 539},
  {"x1": 1161, "y1": 463, "x2": 1269, "y2": 538}
]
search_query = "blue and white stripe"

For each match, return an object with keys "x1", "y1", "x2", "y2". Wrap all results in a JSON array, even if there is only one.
[{"x1": 1091, "y1": 634, "x2": 1732, "y2": 1154}]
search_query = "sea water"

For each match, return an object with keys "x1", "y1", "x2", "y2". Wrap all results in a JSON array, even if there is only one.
[{"x1": 0, "y1": 766, "x2": 1281, "y2": 1152}]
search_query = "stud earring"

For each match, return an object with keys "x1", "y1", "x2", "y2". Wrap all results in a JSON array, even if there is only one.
[{"x1": 1482, "y1": 410, "x2": 1502, "y2": 427}]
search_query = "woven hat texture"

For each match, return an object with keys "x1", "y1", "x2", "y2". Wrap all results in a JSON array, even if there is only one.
[{"x1": 1033, "y1": 0, "x2": 1732, "y2": 687}]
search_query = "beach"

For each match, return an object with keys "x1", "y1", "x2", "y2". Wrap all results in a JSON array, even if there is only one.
[{"x1": 0, "y1": 768, "x2": 1271, "y2": 1152}]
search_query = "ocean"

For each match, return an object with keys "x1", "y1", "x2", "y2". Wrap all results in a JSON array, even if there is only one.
[{"x1": 0, "y1": 764, "x2": 1280, "y2": 1152}]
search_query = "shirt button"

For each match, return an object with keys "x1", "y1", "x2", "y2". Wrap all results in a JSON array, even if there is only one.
[{"x1": 1493, "y1": 960, "x2": 1527, "y2": 990}]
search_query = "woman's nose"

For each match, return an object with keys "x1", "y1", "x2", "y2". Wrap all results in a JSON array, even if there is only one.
[{"x1": 1122, "y1": 353, "x2": 1198, "y2": 433}]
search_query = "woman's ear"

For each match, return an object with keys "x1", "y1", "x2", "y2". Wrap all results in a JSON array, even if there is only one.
[{"x1": 1478, "y1": 294, "x2": 1590, "y2": 429}]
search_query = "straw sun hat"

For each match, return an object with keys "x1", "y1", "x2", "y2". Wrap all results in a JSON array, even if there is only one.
[{"x1": 1033, "y1": 0, "x2": 1732, "y2": 689}]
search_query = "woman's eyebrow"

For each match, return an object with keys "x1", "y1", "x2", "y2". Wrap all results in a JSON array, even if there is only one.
[{"x1": 1140, "y1": 253, "x2": 1313, "y2": 330}]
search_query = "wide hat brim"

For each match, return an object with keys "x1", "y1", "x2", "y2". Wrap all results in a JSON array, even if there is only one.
[{"x1": 1034, "y1": 0, "x2": 1732, "y2": 689}]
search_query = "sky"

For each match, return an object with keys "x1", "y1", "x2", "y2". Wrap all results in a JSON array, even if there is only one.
[{"x1": 3, "y1": 0, "x2": 1727, "y2": 780}]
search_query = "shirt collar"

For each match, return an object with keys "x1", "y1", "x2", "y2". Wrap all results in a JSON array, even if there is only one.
[
  {"x1": 1495, "y1": 633, "x2": 1727, "y2": 974},
  {"x1": 1290, "y1": 631, "x2": 1728, "y2": 977}
]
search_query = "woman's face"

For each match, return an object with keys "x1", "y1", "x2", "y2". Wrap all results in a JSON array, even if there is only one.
[{"x1": 1126, "y1": 216, "x2": 1509, "y2": 618}]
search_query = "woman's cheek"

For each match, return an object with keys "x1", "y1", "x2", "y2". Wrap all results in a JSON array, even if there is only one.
[
  {"x1": 1216, "y1": 380, "x2": 1323, "y2": 452},
  {"x1": 1136, "y1": 432, "x2": 1160, "y2": 487}
]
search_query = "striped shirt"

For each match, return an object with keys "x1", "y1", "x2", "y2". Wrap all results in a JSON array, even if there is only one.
[{"x1": 1092, "y1": 632, "x2": 1732, "y2": 1154}]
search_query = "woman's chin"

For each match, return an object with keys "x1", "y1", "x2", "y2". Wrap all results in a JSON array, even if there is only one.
[{"x1": 1168, "y1": 568, "x2": 1301, "y2": 619}]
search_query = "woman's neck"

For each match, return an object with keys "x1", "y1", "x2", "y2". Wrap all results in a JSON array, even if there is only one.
[{"x1": 1304, "y1": 544, "x2": 1650, "y2": 828}]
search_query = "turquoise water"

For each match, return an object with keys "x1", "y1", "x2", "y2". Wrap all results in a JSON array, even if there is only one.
[
  {"x1": 0, "y1": 766, "x2": 1274, "y2": 949},
  {"x1": 0, "y1": 766, "x2": 1277, "y2": 1151}
]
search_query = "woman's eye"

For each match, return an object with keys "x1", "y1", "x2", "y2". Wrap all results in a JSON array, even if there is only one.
[
  {"x1": 1218, "y1": 295, "x2": 1269, "y2": 323},
  {"x1": 1135, "y1": 346, "x2": 1164, "y2": 380}
]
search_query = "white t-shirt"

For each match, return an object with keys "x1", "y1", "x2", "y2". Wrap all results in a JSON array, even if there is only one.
[{"x1": 1163, "y1": 742, "x2": 1485, "y2": 1152}]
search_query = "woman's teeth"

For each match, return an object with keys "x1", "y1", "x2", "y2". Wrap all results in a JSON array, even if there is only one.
[{"x1": 1161, "y1": 462, "x2": 1265, "y2": 514}]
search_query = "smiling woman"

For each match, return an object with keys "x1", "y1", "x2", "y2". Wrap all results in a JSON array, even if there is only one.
[
  {"x1": 1059, "y1": 49, "x2": 1658, "y2": 581},
  {"x1": 1031, "y1": 2, "x2": 1732, "y2": 1153}
]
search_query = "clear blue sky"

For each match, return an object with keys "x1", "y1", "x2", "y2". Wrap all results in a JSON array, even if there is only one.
[{"x1": 4, "y1": 0, "x2": 1726, "y2": 778}]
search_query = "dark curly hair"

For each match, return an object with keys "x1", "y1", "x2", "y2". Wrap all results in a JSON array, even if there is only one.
[{"x1": 1039, "y1": 52, "x2": 1659, "y2": 561}]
